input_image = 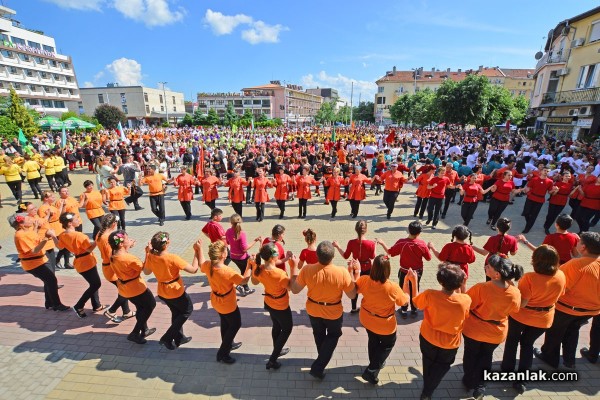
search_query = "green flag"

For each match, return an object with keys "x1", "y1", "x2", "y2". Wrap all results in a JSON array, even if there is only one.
[
  {"x1": 18, "y1": 128, "x2": 27, "y2": 146},
  {"x1": 331, "y1": 124, "x2": 336, "y2": 142}
]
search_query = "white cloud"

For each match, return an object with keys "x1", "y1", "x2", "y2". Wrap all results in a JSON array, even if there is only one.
[
  {"x1": 83, "y1": 81, "x2": 95, "y2": 88},
  {"x1": 105, "y1": 58, "x2": 143, "y2": 86},
  {"x1": 241, "y1": 21, "x2": 288, "y2": 44},
  {"x1": 203, "y1": 9, "x2": 252, "y2": 35},
  {"x1": 93, "y1": 71, "x2": 105, "y2": 81},
  {"x1": 114, "y1": 0, "x2": 185, "y2": 27},
  {"x1": 301, "y1": 71, "x2": 377, "y2": 102},
  {"x1": 43, "y1": 0, "x2": 106, "y2": 11}
]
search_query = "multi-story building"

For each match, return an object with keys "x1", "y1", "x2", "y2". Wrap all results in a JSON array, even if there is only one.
[
  {"x1": 69, "y1": 84, "x2": 185, "y2": 127},
  {"x1": 197, "y1": 92, "x2": 272, "y2": 119},
  {"x1": 530, "y1": 5, "x2": 600, "y2": 140},
  {"x1": 374, "y1": 66, "x2": 534, "y2": 123},
  {"x1": 0, "y1": 5, "x2": 80, "y2": 115},
  {"x1": 305, "y1": 88, "x2": 339, "y2": 104}
]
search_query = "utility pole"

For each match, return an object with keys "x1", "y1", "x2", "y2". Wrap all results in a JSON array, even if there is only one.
[
  {"x1": 350, "y1": 81, "x2": 354, "y2": 127},
  {"x1": 160, "y1": 81, "x2": 169, "y2": 125}
]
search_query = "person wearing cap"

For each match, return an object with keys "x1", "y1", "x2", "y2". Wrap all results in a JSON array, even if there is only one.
[{"x1": 377, "y1": 163, "x2": 409, "y2": 220}]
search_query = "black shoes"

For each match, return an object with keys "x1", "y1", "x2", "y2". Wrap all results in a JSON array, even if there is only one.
[
  {"x1": 159, "y1": 339, "x2": 176, "y2": 350},
  {"x1": 266, "y1": 360, "x2": 281, "y2": 370},
  {"x1": 142, "y1": 328, "x2": 156, "y2": 338},
  {"x1": 231, "y1": 342, "x2": 242, "y2": 351},
  {"x1": 73, "y1": 307, "x2": 87, "y2": 318},
  {"x1": 279, "y1": 347, "x2": 290, "y2": 357},
  {"x1": 309, "y1": 369, "x2": 325, "y2": 380},
  {"x1": 533, "y1": 347, "x2": 557, "y2": 368},
  {"x1": 127, "y1": 333, "x2": 147, "y2": 344},
  {"x1": 53, "y1": 304, "x2": 69, "y2": 311},
  {"x1": 361, "y1": 368, "x2": 379, "y2": 385},
  {"x1": 159, "y1": 220, "x2": 164, "y2": 226},
  {"x1": 512, "y1": 381, "x2": 526, "y2": 394},
  {"x1": 217, "y1": 355, "x2": 236, "y2": 364},
  {"x1": 580, "y1": 347, "x2": 598, "y2": 364},
  {"x1": 175, "y1": 336, "x2": 192, "y2": 347}
]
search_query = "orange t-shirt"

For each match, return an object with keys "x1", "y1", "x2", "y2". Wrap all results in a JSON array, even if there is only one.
[
  {"x1": 54, "y1": 196, "x2": 81, "y2": 219},
  {"x1": 510, "y1": 271, "x2": 566, "y2": 328},
  {"x1": 57, "y1": 231, "x2": 96, "y2": 273},
  {"x1": 111, "y1": 253, "x2": 147, "y2": 298},
  {"x1": 556, "y1": 257, "x2": 600, "y2": 316},
  {"x1": 105, "y1": 186, "x2": 129, "y2": 211},
  {"x1": 15, "y1": 229, "x2": 48, "y2": 271},
  {"x1": 201, "y1": 260, "x2": 243, "y2": 314},
  {"x1": 201, "y1": 176, "x2": 221, "y2": 202},
  {"x1": 80, "y1": 191, "x2": 105, "y2": 219},
  {"x1": 254, "y1": 265, "x2": 290, "y2": 310},
  {"x1": 96, "y1": 234, "x2": 117, "y2": 282},
  {"x1": 296, "y1": 263, "x2": 353, "y2": 320},
  {"x1": 337, "y1": 149, "x2": 347, "y2": 164},
  {"x1": 463, "y1": 282, "x2": 521, "y2": 344},
  {"x1": 38, "y1": 203, "x2": 63, "y2": 235},
  {"x1": 380, "y1": 170, "x2": 407, "y2": 192},
  {"x1": 413, "y1": 290, "x2": 471, "y2": 349},
  {"x1": 415, "y1": 173, "x2": 432, "y2": 198},
  {"x1": 33, "y1": 215, "x2": 55, "y2": 252},
  {"x1": 141, "y1": 174, "x2": 168, "y2": 196},
  {"x1": 357, "y1": 276, "x2": 408, "y2": 335},
  {"x1": 145, "y1": 252, "x2": 188, "y2": 299}
]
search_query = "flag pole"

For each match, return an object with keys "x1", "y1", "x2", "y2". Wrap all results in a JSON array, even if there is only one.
[{"x1": 350, "y1": 81, "x2": 354, "y2": 129}]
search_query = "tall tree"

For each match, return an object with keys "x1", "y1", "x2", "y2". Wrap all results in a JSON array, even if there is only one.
[
  {"x1": 336, "y1": 104, "x2": 351, "y2": 124},
  {"x1": 409, "y1": 88, "x2": 438, "y2": 127},
  {"x1": 94, "y1": 104, "x2": 126, "y2": 129},
  {"x1": 193, "y1": 108, "x2": 207, "y2": 125},
  {"x1": 239, "y1": 109, "x2": 253, "y2": 127},
  {"x1": 223, "y1": 103, "x2": 238, "y2": 127},
  {"x1": 353, "y1": 101, "x2": 375, "y2": 123},
  {"x1": 389, "y1": 94, "x2": 412, "y2": 125},
  {"x1": 510, "y1": 95, "x2": 530, "y2": 126},
  {"x1": 206, "y1": 108, "x2": 219, "y2": 126},
  {"x1": 8, "y1": 88, "x2": 39, "y2": 137},
  {"x1": 484, "y1": 86, "x2": 513, "y2": 127},
  {"x1": 314, "y1": 101, "x2": 335, "y2": 125},
  {"x1": 433, "y1": 79, "x2": 461, "y2": 125}
]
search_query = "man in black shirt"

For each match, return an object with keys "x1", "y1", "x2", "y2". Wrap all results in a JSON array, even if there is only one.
[{"x1": 242, "y1": 153, "x2": 257, "y2": 204}]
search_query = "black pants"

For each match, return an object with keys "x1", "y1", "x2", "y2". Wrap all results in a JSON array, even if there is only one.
[
  {"x1": 569, "y1": 198, "x2": 580, "y2": 218},
  {"x1": 487, "y1": 198, "x2": 509, "y2": 225},
  {"x1": 276, "y1": 200, "x2": 286, "y2": 217},
  {"x1": 232, "y1": 258, "x2": 250, "y2": 290},
  {"x1": 111, "y1": 209, "x2": 126, "y2": 230},
  {"x1": 544, "y1": 203, "x2": 566, "y2": 231},
  {"x1": 125, "y1": 187, "x2": 142, "y2": 208},
  {"x1": 89, "y1": 216, "x2": 102, "y2": 239},
  {"x1": 45, "y1": 249, "x2": 56, "y2": 273},
  {"x1": 149, "y1": 195, "x2": 165, "y2": 221},
  {"x1": 74, "y1": 267, "x2": 102, "y2": 310},
  {"x1": 61, "y1": 169, "x2": 71, "y2": 185},
  {"x1": 28, "y1": 262, "x2": 61, "y2": 308},
  {"x1": 366, "y1": 329, "x2": 396, "y2": 376},
  {"x1": 383, "y1": 190, "x2": 399, "y2": 217},
  {"x1": 298, "y1": 198, "x2": 308, "y2": 218},
  {"x1": 217, "y1": 307, "x2": 242, "y2": 359},
  {"x1": 265, "y1": 304, "x2": 293, "y2": 362},
  {"x1": 128, "y1": 288, "x2": 157, "y2": 337},
  {"x1": 206, "y1": 200, "x2": 216, "y2": 210},
  {"x1": 588, "y1": 314, "x2": 600, "y2": 361},
  {"x1": 462, "y1": 335, "x2": 499, "y2": 391},
  {"x1": 426, "y1": 197, "x2": 443, "y2": 227},
  {"x1": 27, "y1": 178, "x2": 43, "y2": 198},
  {"x1": 245, "y1": 184, "x2": 253, "y2": 203},
  {"x1": 351, "y1": 270, "x2": 370, "y2": 309},
  {"x1": 232, "y1": 202, "x2": 243, "y2": 217},
  {"x1": 540, "y1": 310, "x2": 591, "y2": 368},
  {"x1": 46, "y1": 175, "x2": 58, "y2": 192},
  {"x1": 308, "y1": 315, "x2": 343, "y2": 374},
  {"x1": 54, "y1": 171, "x2": 64, "y2": 187},
  {"x1": 501, "y1": 316, "x2": 546, "y2": 375},
  {"x1": 180, "y1": 201, "x2": 192, "y2": 219},
  {"x1": 575, "y1": 206, "x2": 599, "y2": 233},
  {"x1": 414, "y1": 197, "x2": 428, "y2": 217},
  {"x1": 399, "y1": 268, "x2": 423, "y2": 311},
  {"x1": 522, "y1": 198, "x2": 544, "y2": 232},
  {"x1": 482, "y1": 179, "x2": 495, "y2": 202},
  {"x1": 159, "y1": 292, "x2": 193, "y2": 344},
  {"x1": 55, "y1": 247, "x2": 71, "y2": 269},
  {"x1": 330, "y1": 200, "x2": 338, "y2": 217},
  {"x1": 420, "y1": 334, "x2": 458, "y2": 397},
  {"x1": 108, "y1": 281, "x2": 130, "y2": 314},
  {"x1": 255, "y1": 202, "x2": 265, "y2": 221},
  {"x1": 461, "y1": 201, "x2": 479, "y2": 226},
  {"x1": 349, "y1": 199, "x2": 361, "y2": 216},
  {"x1": 442, "y1": 188, "x2": 456, "y2": 217},
  {"x1": 7, "y1": 180, "x2": 22, "y2": 201}
]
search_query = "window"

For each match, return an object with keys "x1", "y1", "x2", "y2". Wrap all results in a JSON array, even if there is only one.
[
  {"x1": 376, "y1": 96, "x2": 386, "y2": 104},
  {"x1": 535, "y1": 73, "x2": 544, "y2": 95},
  {"x1": 68, "y1": 89, "x2": 74, "y2": 95},
  {"x1": 12, "y1": 82, "x2": 21, "y2": 89},
  {"x1": 49, "y1": 60, "x2": 57, "y2": 67},
  {"x1": 576, "y1": 64, "x2": 599, "y2": 89},
  {"x1": 172, "y1": 96, "x2": 175, "y2": 104},
  {"x1": 1, "y1": 49, "x2": 13, "y2": 58},
  {"x1": 173, "y1": 106, "x2": 177, "y2": 112},
  {"x1": 234, "y1": 100, "x2": 242, "y2": 107},
  {"x1": 43, "y1": 45, "x2": 55, "y2": 53},
  {"x1": 159, "y1": 94, "x2": 163, "y2": 103},
  {"x1": 262, "y1": 100, "x2": 270, "y2": 107},
  {"x1": 9, "y1": 66, "x2": 18, "y2": 74},
  {"x1": 0, "y1": 33, "x2": 8, "y2": 42},
  {"x1": 54, "y1": 101, "x2": 65, "y2": 108},
  {"x1": 36, "y1": 57, "x2": 44, "y2": 64},
  {"x1": 522, "y1": 82, "x2": 526, "y2": 86},
  {"x1": 44, "y1": 86, "x2": 51, "y2": 92},
  {"x1": 56, "y1": 88, "x2": 62, "y2": 94},
  {"x1": 98, "y1": 94, "x2": 104, "y2": 104},
  {"x1": 377, "y1": 86, "x2": 384, "y2": 93},
  {"x1": 146, "y1": 105, "x2": 150, "y2": 113},
  {"x1": 11, "y1": 37, "x2": 25, "y2": 45},
  {"x1": 590, "y1": 21, "x2": 600, "y2": 43},
  {"x1": 40, "y1": 71, "x2": 48, "y2": 78},
  {"x1": 120, "y1": 93, "x2": 126, "y2": 104},
  {"x1": 243, "y1": 99, "x2": 252, "y2": 105},
  {"x1": 61, "y1": 62, "x2": 70, "y2": 69},
  {"x1": 208, "y1": 100, "x2": 215, "y2": 105},
  {"x1": 53, "y1": 74, "x2": 61, "y2": 80},
  {"x1": 253, "y1": 99, "x2": 261, "y2": 105},
  {"x1": 28, "y1": 99, "x2": 39, "y2": 105},
  {"x1": 78, "y1": 102, "x2": 84, "y2": 114},
  {"x1": 144, "y1": 92, "x2": 148, "y2": 102},
  {"x1": 29, "y1": 84, "x2": 37, "y2": 91},
  {"x1": 42, "y1": 100, "x2": 53, "y2": 107},
  {"x1": 160, "y1": 106, "x2": 164, "y2": 112},
  {"x1": 216, "y1": 100, "x2": 224, "y2": 105},
  {"x1": 65, "y1": 76, "x2": 72, "y2": 82},
  {"x1": 19, "y1": 53, "x2": 30, "y2": 61},
  {"x1": 27, "y1": 41, "x2": 41, "y2": 49},
  {"x1": 122, "y1": 105, "x2": 128, "y2": 113}
]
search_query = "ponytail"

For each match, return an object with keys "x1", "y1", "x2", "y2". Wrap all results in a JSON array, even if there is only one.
[{"x1": 96, "y1": 213, "x2": 117, "y2": 241}]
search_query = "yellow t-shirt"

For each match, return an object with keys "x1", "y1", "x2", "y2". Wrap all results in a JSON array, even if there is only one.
[
  {"x1": 21, "y1": 160, "x2": 41, "y2": 180},
  {"x1": 0, "y1": 164, "x2": 22, "y2": 182}
]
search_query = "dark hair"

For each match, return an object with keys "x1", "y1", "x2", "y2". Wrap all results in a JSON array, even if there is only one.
[
  {"x1": 150, "y1": 231, "x2": 169, "y2": 254},
  {"x1": 255, "y1": 243, "x2": 279, "y2": 276},
  {"x1": 83, "y1": 180, "x2": 93, "y2": 188},
  {"x1": 96, "y1": 213, "x2": 117, "y2": 241},
  {"x1": 555, "y1": 214, "x2": 573, "y2": 230},
  {"x1": 531, "y1": 245, "x2": 559, "y2": 276},
  {"x1": 303, "y1": 228, "x2": 316, "y2": 245},
  {"x1": 316, "y1": 241, "x2": 335, "y2": 265},
  {"x1": 487, "y1": 254, "x2": 524, "y2": 282},
  {"x1": 451, "y1": 225, "x2": 472, "y2": 245},
  {"x1": 108, "y1": 230, "x2": 127, "y2": 257},
  {"x1": 369, "y1": 255, "x2": 390, "y2": 284},
  {"x1": 271, "y1": 224, "x2": 286, "y2": 243},
  {"x1": 495, "y1": 217, "x2": 511, "y2": 252},
  {"x1": 210, "y1": 208, "x2": 223, "y2": 219},
  {"x1": 355, "y1": 220, "x2": 367, "y2": 238},
  {"x1": 437, "y1": 264, "x2": 466, "y2": 291},
  {"x1": 59, "y1": 212, "x2": 75, "y2": 229},
  {"x1": 580, "y1": 232, "x2": 600, "y2": 255},
  {"x1": 18, "y1": 202, "x2": 32, "y2": 213},
  {"x1": 408, "y1": 221, "x2": 422, "y2": 236}
]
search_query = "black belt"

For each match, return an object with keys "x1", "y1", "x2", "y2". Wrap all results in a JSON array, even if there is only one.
[
  {"x1": 160, "y1": 277, "x2": 180, "y2": 285},
  {"x1": 118, "y1": 275, "x2": 140, "y2": 284},
  {"x1": 102, "y1": 262, "x2": 110, "y2": 266},
  {"x1": 75, "y1": 251, "x2": 91, "y2": 259},
  {"x1": 470, "y1": 310, "x2": 502, "y2": 325},
  {"x1": 213, "y1": 288, "x2": 233, "y2": 297},
  {"x1": 362, "y1": 306, "x2": 394, "y2": 319},
  {"x1": 109, "y1": 199, "x2": 123, "y2": 202},
  {"x1": 263, "y1": 291, "x2": 287, "y2": 299},
  {"x1": 558, "y1": 301, "x2": 600, "y2": 313},
  {"x1": 525, "y1": 305, "x2": 554, "y2": 312},
  {"x1": 150, "y1": 191, "x2": 164, "y2": 195},
  {"x1": 308, "y1": 297, "x2": 341, "y2": 306},
  {"x1": 18, "y1": 254, "x2": 45, "y2": 261}
]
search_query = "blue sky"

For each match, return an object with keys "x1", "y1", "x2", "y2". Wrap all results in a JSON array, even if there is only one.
[{"x1": 11, "y1": 0, "x2": 599, "y2": 102}]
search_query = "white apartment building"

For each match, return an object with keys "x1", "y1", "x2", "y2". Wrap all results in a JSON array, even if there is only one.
[
  {"x1": 71, "y1": 85, "x2": 186, "y2": 127},
  {"x1": 0, "y1": 6, "x2": 80, "y2": 115}
]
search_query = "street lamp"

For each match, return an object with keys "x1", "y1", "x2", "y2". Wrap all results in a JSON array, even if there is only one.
[{"x1": 159, "y1": 81, "x2": 169, "y2": 125}]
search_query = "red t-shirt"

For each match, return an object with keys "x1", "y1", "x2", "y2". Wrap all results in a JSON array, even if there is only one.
[
  {"x1": 201, "y1": 221, "x2": 226, "y2": 243},
  {"x1": 581, "y1": 184, "x2": 600, "y2": 210},
  {"x1": 543, "y1": 232, "x2": 579, "y2": 263},
  {"x1": 492, "y1": 179, "x2": 515, "y2": 202},
  {"x1": 343, "y1": 238, "x2": 376, "y2": 272},
  {"x1": 262, "y1": 237, "x2": 286, "y2": 271},
  {"x1": 482, "y1": 234, "x2": 518, "y2": 265},
  {"x1": 439, "y1": 242, "x2": 476, "y2": 277},
  {"x1": 549, "y1": 181, "x2": 573, "y2": 206},
  {"x1": 299, "y1": 248, "x2": 318, "y2": 264},
  {"x1": 429, "y1": 176, "x2": 450, "y2": 199},
  {"x1": 388, "y1": 238, "x2": 431, "y2": 270},
  {"x1": 462, "y1": 182, "x2": 482, "y2": 203},
  {"x1": 526, "y1": 177, "x2": 553, "y2": 204}
]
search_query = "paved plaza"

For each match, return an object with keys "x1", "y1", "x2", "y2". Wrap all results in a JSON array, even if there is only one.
[{"x1": 0, "y1": 170, "x2": 598, "y2": 400}]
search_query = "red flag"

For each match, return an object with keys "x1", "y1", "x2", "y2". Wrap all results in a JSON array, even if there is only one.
[
  {"x1": 196, "y1": 146, "x2": 205, "y2": 179},
  {"x1": 386, "y1": 128, "x2": 396, "y2": 144},
  {"x1": 505, "y1": 120, "x2": 511, "y2": 133}
]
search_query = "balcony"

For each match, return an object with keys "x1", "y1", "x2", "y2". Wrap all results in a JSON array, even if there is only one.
[
  {"x1": 541, "y1": 87, "x2": 600, "y2": 106},
  {"x1": 535, "y1": 50, "x2": 570, "y2": 71}
]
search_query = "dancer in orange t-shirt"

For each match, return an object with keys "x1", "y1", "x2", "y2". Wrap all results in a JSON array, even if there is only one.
[
  {"x1": 79, "y1": 180, "x2": 105, "y2": 238},
  {"x1": 324, "y1": 167, "x2": 346, "y2": 219},
  {"x1": 102, "y1": 177, "x2": 130, "y2": 230}
]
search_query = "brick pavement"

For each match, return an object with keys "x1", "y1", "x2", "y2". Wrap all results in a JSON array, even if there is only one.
[{"x1": 0, "y1": 170, "x2": 598, "y2": 400}]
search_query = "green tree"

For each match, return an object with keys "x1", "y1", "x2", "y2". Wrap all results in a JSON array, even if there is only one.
[
  {"x1": 389, "y1": 94, "x2": 412, "y2": 125},
  {"x1": 484, "y1": 86, "x2": 513, "y2": 127},
  {"x1": 336, "y1": 104, "x2": 351, "y2": 124},
  {"x1": 433, "y1": 79, "x2": 461, "y2": 125},
  {"x1": 193, "y1": 108, "x2": 207, "y2": 125},
  {"x1": 223, "y1": 103, "x2": 238, "y2": 127},
  {"x1": 94, "y1": 103, "x2": 126, "y2": 129},
  {"x1": 409, "y1": 88, "x2": 438, "y2": 127},
  {"x1": 0, "y1": 115, "x2": 19, "y2": 139},
  {"x1": 239, "y1": 109, "x2": 253, "y2": 127},
  {"x1": 510, "y1": 95, "x2": 530, "y2": 126},
  {"x1": 256, "y1": 112, "x2": 268, "y2": 123},
  {"x1": 60, "y1": 111, "x2": 79, "y2": 120},
  {"x1": 8, "y1": 88, "x2": 39, "y2": 138},
  {"x1": 353, "y1": 101, "x2": 375, "y2": 123},
  {"x1": 314, "y1": 101, "x2": 335, "y2": 125},
  {"x1": 179, "y1": 113, "x2": 194, "y2": 127},
  {"x1": 206, "y1": 108, "x2": 219, "y2": 125}
]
